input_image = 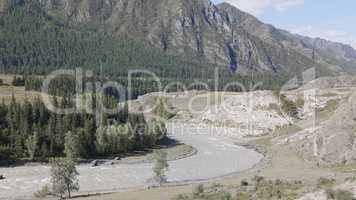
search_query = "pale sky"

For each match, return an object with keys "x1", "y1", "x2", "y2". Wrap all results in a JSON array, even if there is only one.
[{"x1": 212, "y1": 0, "x2": 356, "y2": 48}]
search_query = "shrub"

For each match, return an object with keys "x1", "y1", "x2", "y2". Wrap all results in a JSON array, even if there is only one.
[
  {"x1": 235, "y1": 192, "x2": 251, "y2": 200},
  {"x1": 0, "y1": 145, "x2": 13, "y2": 160},
  {"x1": 12, "y1": 76, "x2": 25, "y2": 86},
  {"x1": 252, "y1": 176, "x2": 265, "y2": 186},
  {"x1": 241, "y1": 179, "x2": 249, "y2": 186},
  {"x1": 326, "y1": 189, "x2": 354, "y2": 200},
  {"x1": 318, "y1": 99, "x2": 338, "y2": 112},
  {"x1": 221, "y1": 192, "x2": 231, "y2": 200},
  {"x1": 317, "y1": 177, "x2": 336, "y2": 188},
  {"x1": 334, "y1": 190, "x2": 354, "y2": 200},
  {"x1": 174, "y1": 177, "x2": 304, "y2": 200},
  {"x1": 34, "y1": 184, "x2": 51, "y2": 198},
  {"x1": 153, "y1": 97, "x2": 176, "y2": 119},
  {"x1": 193, "y1": 184, "x2": 204, "y2": 198},
  {"x1": 280, "y1": 94, "x2": 298, "y2": 118},
  {"x1": 151, "y1": 150, "x2": 169, "y2": 186},
  {"x1": 174, "y1": 194, "x2": 190, "y2": 200},
  {"x1": 296, "y1": 98, "x2": 305, "y2": 108},
  {"x1": 345, "y1": 177, "x2": 356, "y2": 182}
]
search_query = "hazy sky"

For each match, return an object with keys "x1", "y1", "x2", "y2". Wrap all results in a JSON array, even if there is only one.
[{"x1": 212, "y1": 0, "x2": 356, "y2": 48}]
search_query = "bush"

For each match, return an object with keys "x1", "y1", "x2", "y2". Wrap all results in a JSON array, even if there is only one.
[
  {"x1": 221, "y1": 192, "x2": 231, "y2": 200},
  {"x1": 0, "y1": 145, "x2": 13, "y2": 160},
  {"x1": 317, "y1": 177, "x2": 336, "y2": 188},
  {"x1": 12, "y1": 76, "x2": 25, "y2": 86},
  {"x1": 280, "y1": 94, "x2": 299, "y2": 118},
  {"x1": 334, "y1": 190, "x2": 354, "y2": 200},
  {"x1": 345, "y1": 177, "x2": 356, "y2": 182},
  {"x1": 193, "y1": 184, "x2": 204, "y2": 198},
  {"x1": 34, "y1": 184, "x2": 51, "y2": 198},
  {"x1": 296, "y1": 98, "x2": 305, "y2": 108},
  {"x1": 241, "y1": 179, "x2": 249, "y2": 186},
  {"x1": 153, "y1": 97, "x2": 176, "y2": 119},
  {"x1": 174, "y1": 177, "x2": 304, "y2": 200},
  {"x1": 252, "y1": 176, "x2": 265, "y2": 186},
  {"x1": 235, "y1": 192, "x2": 251, "y2": 200},
  {"x1": 174, "y1": 194, "x2": 190, "y2": 200},
  {"x1": 326, "y1": 189, "x2": 354, "y2": 200},
  {"x1": 318, "y1": 99, "x2": 339, "y2": 112}
]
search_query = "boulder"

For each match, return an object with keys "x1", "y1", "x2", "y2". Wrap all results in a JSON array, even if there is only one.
[{"x1": 90, "y1": 160, "x2": 99, "y2": 167}]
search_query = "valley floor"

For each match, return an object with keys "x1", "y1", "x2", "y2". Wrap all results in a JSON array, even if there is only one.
[
  {"x1": 63, "y1": 88, "x2": 356, "y2": 200},
  {"x1": 0, "y1": 123, "x2": 262, "y2": 200},
  {"x1": 2, "y1": 86, "x2": 356, "y2": 200}
]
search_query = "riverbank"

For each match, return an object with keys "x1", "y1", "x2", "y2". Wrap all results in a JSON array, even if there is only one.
[{"x1": 0, "y1": 123, "x2": 263, "y2": 200}]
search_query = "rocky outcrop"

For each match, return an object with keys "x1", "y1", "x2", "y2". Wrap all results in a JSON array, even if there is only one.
[{"x1": 192, "y1": 91, "x2": 291, "y2": 136}]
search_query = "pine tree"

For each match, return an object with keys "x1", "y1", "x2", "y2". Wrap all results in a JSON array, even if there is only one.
[
  {"x1": 23, "y1": 98, "x2": 33, "y2": 130},
  {"x1": 55, "y1": 115, "x2": 65, "y2": 152},
  {"x1": 47, "y1": 116, "x2": 56, "y2": 156},
  {"x1": 83, "y1": 117, "x2": 96, "y2": 157},
  {"x1": 6, "y1": 93, "x2": 16, "y2": 147},
  {"x1": 119, "y1": 102, "x2": 129, "y2": 124},
  {"x1": 0, "y1": 100, "x2": 8, "y2": 128},
  {"x1": 64, "y1": 131, "x2": 80, "y2": 162},
  {"x1": 14, "y1": 134, "x2": 23, "y2": 158},
  {"x1": 25, "y1": 132, "x2": 38, "y2": 160}
]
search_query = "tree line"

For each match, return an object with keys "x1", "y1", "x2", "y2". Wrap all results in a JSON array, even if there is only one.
[{"x1": 0, "y1": 93, "x2": 168, "y2": 162}]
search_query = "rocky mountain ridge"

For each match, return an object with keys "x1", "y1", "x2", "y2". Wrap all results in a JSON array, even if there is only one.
[{"x1": 2, "y1": 0, "x2": 356, "y2": 76}]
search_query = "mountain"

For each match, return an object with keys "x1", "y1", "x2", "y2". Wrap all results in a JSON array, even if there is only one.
[
  {"x1": 2, "y1": 0, "x2": 356, "y2": 78},
  {"x1": 217, "y1": 2, "x2": 356, "y2": 74},
  {"x1": 0, "y1": 0, "x2": 220, "y2": 78}
]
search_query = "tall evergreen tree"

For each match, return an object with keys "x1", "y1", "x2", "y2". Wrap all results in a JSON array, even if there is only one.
[
  {"x1": 25, "y1": 132, "x2": 38, "y2": 161},
  {"x1": 64, "y1": 131, "x2": 80, "y2": 162},
  {"x1": 83, "y1": 117, "x2": 96, "y2": 157}
]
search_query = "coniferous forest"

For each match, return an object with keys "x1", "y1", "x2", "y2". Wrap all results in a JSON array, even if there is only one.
[
  {"x1": 0, "y1": 91, "x2": 167, "y2": 162},
  {"x1": 0, "y1": 2, "x2": 289, "y2": 91},
  {"x1": 0, "y1": 2, "x2": 290, "y2": 163}
]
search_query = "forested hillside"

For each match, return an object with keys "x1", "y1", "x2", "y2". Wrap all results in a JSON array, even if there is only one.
[
  {"x1": 0, "y1": 2, "x2": 218, "y2": 78},
  {"x1": 0, "y1": 2, "x2": 289, "y2": 94},
  {"x1": 22, "y1": 0, "x2": 356, "y2": 76}
]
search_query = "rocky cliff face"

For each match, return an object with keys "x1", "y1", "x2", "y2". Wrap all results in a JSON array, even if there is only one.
[
  {"x1": 217, "y1": 2, "x2": 356, "y2": 75},
  {"x1": 5, "y1": 0, "x2": 356, "y2": 76}
]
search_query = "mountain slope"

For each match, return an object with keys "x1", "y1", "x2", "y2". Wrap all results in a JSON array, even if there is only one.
[
  {"x1": 21, "y1": 0, "x2": 319, "y2": 76},
  {"x1": 217, "y1": 2, "x2": 356, "y2": 74},
  {"x1": 0, "y1": 1, "x2": 221, "y2": 78},
  {"x1": 2, "y1": 0, "x2": 356, "y2": 78}
]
